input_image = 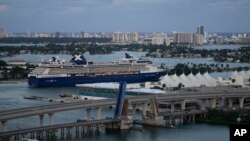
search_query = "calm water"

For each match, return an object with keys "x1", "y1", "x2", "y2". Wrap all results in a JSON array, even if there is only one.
[
  {"x1": 0, "y1": 45, "x2": 241, "y2": 140},
  {"x1": 0, "y1": 43, "x2": 47, "y2": 47},
  {"x1": 194, "y1": 44, "x2": 250, "y2": 50},
  {"x1": 1, "y1": 51, "x2": 250, "y2": 68},
  {"x1": 0, "y1": 82, "x2": 229, "y2": 141}
]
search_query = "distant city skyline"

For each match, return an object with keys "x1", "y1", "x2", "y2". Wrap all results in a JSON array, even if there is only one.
[{"x1": 0, "y1": 0, "x2": 250, "y2": 32}]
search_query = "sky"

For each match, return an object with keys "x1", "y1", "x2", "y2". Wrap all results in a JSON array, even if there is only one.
[{"x1": 0, "y1": 0, "x2": 250, "y2": 33}]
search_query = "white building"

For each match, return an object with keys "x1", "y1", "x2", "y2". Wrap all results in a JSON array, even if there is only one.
[
  {"x1": 6, "y1": 60, "x2": 28, "y2": 69},
  {"x1": 231, "y1": 71, "x2": 250, "y2": 87},
  {"x1": 217, "y1": 76, "x2": 244, "y2": 87},
  {"x1": 146, "y1": 72, "x2": 218, "y2": 88},
  {"x1": 151, "y1": 37, "x2": 173, "y2": 46},
  {"x1": 173, "y1": 32, "x2": 203, "y2": 45},
  {"x1": 112, "y1": 32, "x2": 140, "y2": 43},
  {"x1": 27, "y1": 30, "x2": 32, "y2": 38},
  {"x1": 84, "y1": 32, "x2": 93, "y2": 38},
  {"x1": 0, "y1": 27, "x2": 7, "y2": 38}
]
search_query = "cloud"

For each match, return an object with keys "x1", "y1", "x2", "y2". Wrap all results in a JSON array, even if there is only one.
[
  {"x1": 0, "y1": 4, "x2": 8, "y2": 12},
  {"x1": 216, "y1": 0, "x2": 250, "y2": 10},
  {"x1": 1, "y1": 0, "x2": 250, "y2": 32}
]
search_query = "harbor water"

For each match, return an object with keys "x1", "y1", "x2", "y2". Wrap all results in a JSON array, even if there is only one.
[
  {"x1": 0, "y1": 82, "x2": 229, "y2": 141},
  {"x1": 1, "y1": 51, "x2": 250, "y2": 68},
  {"x1": 1, "y1": 46, "x2": 245, "y2": 140}
]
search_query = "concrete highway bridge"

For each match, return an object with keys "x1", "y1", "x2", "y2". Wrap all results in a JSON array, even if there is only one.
[
  {"x1": 0, "y1": 119, "x2": 119, "y2": 140},
  {"x1": 1, "y1": 87, "x2": 250, "y2": 140}
]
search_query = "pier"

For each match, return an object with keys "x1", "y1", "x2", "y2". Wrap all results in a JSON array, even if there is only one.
[{"x1": 1, "y1": 87, "x2": 250, "y2": 140}]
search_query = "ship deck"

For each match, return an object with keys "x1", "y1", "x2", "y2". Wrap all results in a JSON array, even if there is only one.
[{"x1": 30, "y1": 63, "x2": 152, "y2": 76}]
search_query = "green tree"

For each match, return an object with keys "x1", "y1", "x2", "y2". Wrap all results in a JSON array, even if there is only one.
[
  {"x1": 0, "y1": 60, "x2": 7, "y2": 67},
  {"x1": 9, "y1": 67, "x2": 26, "y2": 79}
]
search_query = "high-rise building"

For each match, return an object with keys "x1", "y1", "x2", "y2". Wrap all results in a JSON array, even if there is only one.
[
  {"x1": 55, "y1": 32, "x2": 60, "y2": 38},
  {"x1": 197, "y1": 26, "x2": 204, "y2": 35},
  {"x1": 151, "y1": 37, "x2": 173, "y2": 46},
  {"x1": 0, "y1": 27, "x2": 6, "y2": 38},
  {"x1": 112, "y1": 32, "x2": 140, "y2": 43},
  {"x1": 100, "y1": 33, "x2": 113, "y2": 39},
  {"x1": 174, "y1": 32, "x2": 195, "y2": 44},
  {"x1": 194, "y1": 34, "x2": 204, "y2": 45},
  {"x1": 174, "y1": 32, "x2": 203, "y2": 45},
  {"x1": 0, "y1": 27, "x2": 4, "y2": 33},
  {"x1": 83, "y1": 32, "x2": 92, "y2": 38},
  {"x1": 80, "y1": 32, "x2": 85, "y2": 38},
  {"x1": 27, "y1": 30, "x2": 32, "y2": 38},
  {"x1": 131, "y1": 32, "x2": 140, "y2": 42}
]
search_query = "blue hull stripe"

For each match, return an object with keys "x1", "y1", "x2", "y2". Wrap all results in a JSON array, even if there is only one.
[{"x1": 28, "y1": 72, "x2": 165, "y2": 87}]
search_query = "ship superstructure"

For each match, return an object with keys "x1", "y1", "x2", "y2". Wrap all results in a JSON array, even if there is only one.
[{"x1": 28, "y1": 54, "x2": 165, "y2": 87}]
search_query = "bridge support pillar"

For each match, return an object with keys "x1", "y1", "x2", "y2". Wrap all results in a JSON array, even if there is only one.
[
  {"x1": 181, "y1": 115, "x2": 184, "y2": 124},
  {"x1": 48, "y1": 113, "x2": 54, "y2": 125},
  {"x1": 75, "y1": 126, "x2": 80, "y2": 137},
  {"x1": 66, "y1": 128, "x2": 72, "y2": 139},
  {"x1": 168, "y1": 116, "x2": 173, "y2": 126},
  {"x1": 228, "y1": 98, "x2": 233, "y2": 108},
  {"x1": 61, "y1": 128, "x2": 65, "y2": 138},
  {"x1": 192, "y1": 115, "x2": 195, "y2": 122},
  {"x1": 181, "y1": 100, "x2": 186, "y2": 111},
  {"x1": 96, "y1": 107, "x2": 101, "y2": 120},
  {"x1": 95, "y1": 124, "x2": 100, "y2": 134},
  {"x1": 239, "y1": 97, "x2": 245, "y2": 109},
  {"x1": 219, "y1": 98, "x2": 225, "y2": 107},
  {"x1": 14, "y1": 135, "x2": 20, "y2": 140},
  {"x1": 132, "y1": 104, "x2": 136, "y2": 118},
  {"x1": 171, "y1": 103, "x2": 175, "y2": 113},
  {"x1": 1, "y1": 120, "x2": 7, "y2": 132},
  {"x1": 200, "y1": 100, "x2": 206, "y2": 111},
  {"x1": 39, "y1": 114, "x2": 44, "y2": 127},
  {"x1": 142, "y1": 103, "x2": 147, "y2": 119},
  {"x1": 86, "y1": 108, "x2": 91, "y2": 120},
  {"x1": 206, "y1": 99, "x2": 209, "y2": 107},
  {"x1": 211, "y1": 98, "x2": 216, "y2": 109}
]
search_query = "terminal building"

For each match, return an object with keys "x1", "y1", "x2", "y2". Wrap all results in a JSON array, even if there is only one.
[{"x1": 147, "y1": 70, "x2": 250, "y2": 89}]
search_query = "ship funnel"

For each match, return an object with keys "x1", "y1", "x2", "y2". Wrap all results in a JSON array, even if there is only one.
[
  {"x1": 70, "y1": 54, "x2": 87, "y2": 65},
  {"x1": 52, "y1": 57, "x2": 56, "y2": 62},
  {"x1": 125, "y1": 53, "x2": 133, "y2": 59}
]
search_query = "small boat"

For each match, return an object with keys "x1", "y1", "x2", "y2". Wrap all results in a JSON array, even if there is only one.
[
  {"x1": 79, "y1": 95, "x2": 107, "y2": 101},
  {"x1": 59, "y1": 94, "x2": 72, "y2": 98},
  {"x1": 23, "y1": 96, "x2": 47, "y2": 100},
  {"x1": 23, "y1": 96, "x2": 37, "y2": 99}
]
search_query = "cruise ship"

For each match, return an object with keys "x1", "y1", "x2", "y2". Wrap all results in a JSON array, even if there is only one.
[{"x1": 28, "y1": 54, "x2": 165, "y2": 87}]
